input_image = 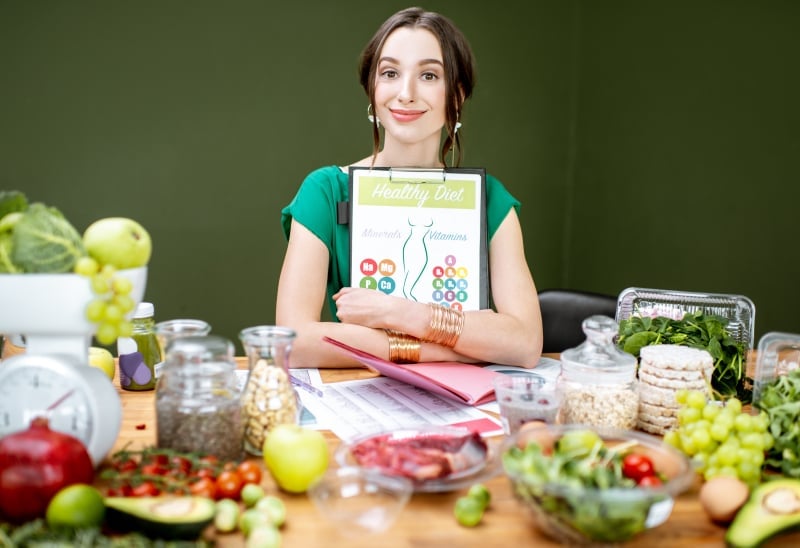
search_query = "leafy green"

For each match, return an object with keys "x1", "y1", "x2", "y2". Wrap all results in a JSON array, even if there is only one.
[
  {"x1": 502, "y1": 435, "x2": 659, "y2": 543},
  {"x1": 0, "y1": 190, "x2": 28, "y2": 220},
  {"x1": 0, "y1": 233, "x2": 19, "y2": 273},
  {"x1": 617, "y1": 312, "x2": 750, "y2": 402},
  {"x1": 10, "y1": 203, "x2": 86, "y2": 273},
  {"x1": 754, "y1": 368, "x2": 800, "y2": 478},
  {"x1": 0, "y1": 518, "x2": 211, "y2": 547}
]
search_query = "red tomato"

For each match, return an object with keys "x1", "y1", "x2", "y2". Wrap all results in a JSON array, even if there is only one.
[
  {"x1": 171, "y1": 456, "x2": 193, "y2": 475},
  {"x1": 114, "y1": 459, "x2": 138, "y2": 473},
  {"x1": 189, "y1": 477, "x2": 218, "y2": 499},
  {"x1": 194, "y1": 466, "x2": 217, "y2": 480},
  {"x1": 622, "y1": 453, "x2": 656, "y2": 482},
  {"x1": 140, "y1": 463, "x2": 167, "y2": 477},
  {"x1": 638, "y1": 475, "x2": 663, "y2": 488},
  {"x1": 132, "y1": 481, "x2": 161, "y2": 497},
  {"x1": 237, "y1": 460, "x2": 263, "y2": 486},
  {"x1": 216, "y1": 470, "x2": 244, "y2": 500}
]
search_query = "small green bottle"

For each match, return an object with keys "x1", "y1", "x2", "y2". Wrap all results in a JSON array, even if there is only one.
[{"x1": 117, "y1": 302, "x2": 162, "y2": 391}]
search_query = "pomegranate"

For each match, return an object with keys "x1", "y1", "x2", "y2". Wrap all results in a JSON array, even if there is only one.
[{"x1": 0, "y1": 416, "x2": 94, "y2": 522}]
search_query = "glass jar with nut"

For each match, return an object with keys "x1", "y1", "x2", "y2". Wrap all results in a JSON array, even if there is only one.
[
  {"x1": 239, "y1": 325, "x2": 300, "y2": 455},
  {"x1": 557, "y1": 315, "x2": 639, "y2": 429}
]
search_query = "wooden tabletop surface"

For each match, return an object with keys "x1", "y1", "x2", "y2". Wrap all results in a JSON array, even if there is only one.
[{"x1": 109, "y1": 358, "x2": 797, "y2": 547}]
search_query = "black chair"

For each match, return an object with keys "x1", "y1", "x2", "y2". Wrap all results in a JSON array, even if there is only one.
[{"x1": 538, "y1": 289, "x2": 618, "y2": 353}]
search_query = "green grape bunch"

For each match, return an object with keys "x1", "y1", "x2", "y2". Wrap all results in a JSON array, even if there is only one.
[
  {"x1": 74, "y1": 257, "x2": 136, "y2": 345},
  {"x1": 664, "y1": 389, "x2": 773, "y2": 488}
]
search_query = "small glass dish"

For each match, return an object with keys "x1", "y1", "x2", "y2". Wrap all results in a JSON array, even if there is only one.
[
  {"x1": 307, "y1": 466, "x2": 412, "y2": 536},
  {"x1": 502, "y1": 423, "x2": 694, "y2": 545},
  {"x1": 335, "y1": 426, "x2": 498, "y2": 493}
]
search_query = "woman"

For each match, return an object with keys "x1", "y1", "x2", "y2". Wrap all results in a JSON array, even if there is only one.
[{"x1": 277, "y1": 7, "x2": 542, "y2": 368}]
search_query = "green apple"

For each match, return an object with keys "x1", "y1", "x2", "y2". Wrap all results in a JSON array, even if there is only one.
[
  {"x1": 83, "y1": 217, "x2": 152, "y2": 270},
  {"x1": 262, "y1": 424, "x2": 329, "y2": 494},
  {"x1": 88, "y1": 346, "x2": 116, "y2": 380}
]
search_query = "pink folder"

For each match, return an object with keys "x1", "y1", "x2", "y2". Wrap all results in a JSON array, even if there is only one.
[{"x1": 323, "y1": 336, "x2": 500, "y2": 406}]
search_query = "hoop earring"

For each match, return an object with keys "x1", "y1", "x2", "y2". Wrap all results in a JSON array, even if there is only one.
[{"x1": 367, "y1": 104, "x2": 380, "y2": 127}]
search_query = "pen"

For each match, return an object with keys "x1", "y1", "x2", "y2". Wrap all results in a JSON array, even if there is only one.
[{"x1": 290, "y1": 374, "x2": 324, "y2": 398}]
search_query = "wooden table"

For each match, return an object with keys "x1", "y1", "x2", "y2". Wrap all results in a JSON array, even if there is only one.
[{"x1": 110, "y1": 360, "x2": 796, "y2": 547}]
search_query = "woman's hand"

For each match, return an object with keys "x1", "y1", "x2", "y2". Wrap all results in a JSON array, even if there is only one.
[{"x1": 332, "y1": 287, "x2": 400, "y2": 329}]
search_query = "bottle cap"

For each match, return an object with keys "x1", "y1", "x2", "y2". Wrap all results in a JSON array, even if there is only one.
[{"x1": 133, "y1": 302, "x2": 155, "y2": 319}]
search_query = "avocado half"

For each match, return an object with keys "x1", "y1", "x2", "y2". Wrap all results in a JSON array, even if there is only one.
[
  {"x1": 104, "y1": 496, "x2": 215, "y2": 540},
  {"x1": 725, "y1": 479, "x2": 800, "y2": 548}
]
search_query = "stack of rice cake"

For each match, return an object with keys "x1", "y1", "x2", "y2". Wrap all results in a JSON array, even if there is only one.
[{"x1": 637, "y1": 344, "x2": 714, "y2": 435}]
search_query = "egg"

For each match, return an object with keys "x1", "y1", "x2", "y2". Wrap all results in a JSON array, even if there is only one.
[
  {"x1": 699, "y1": 476, "x2": 750, "y2": 524},
  {"x1": 515, "y1": 421, "x2": 556, "y2": 453}
]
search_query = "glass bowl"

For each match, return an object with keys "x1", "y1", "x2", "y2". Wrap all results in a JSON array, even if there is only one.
[
  {"x1": 335, "y1": 426, "x2": 497, "y2": 492},
  {"x1": 501, "y1": 423, "x2": 695, "y2": 545},
  {"x1": 307, "y1": 466, "x2": 413, "y2": 536}
]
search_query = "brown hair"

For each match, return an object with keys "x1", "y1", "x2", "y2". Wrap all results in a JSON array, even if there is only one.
[{"x1": 358, "y1": 7, "x2": 476, "y2": 167}]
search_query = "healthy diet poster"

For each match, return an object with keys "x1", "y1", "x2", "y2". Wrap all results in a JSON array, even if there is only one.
[{"x1": 348, "y1": 167, "x2": 488, "y2": 311}]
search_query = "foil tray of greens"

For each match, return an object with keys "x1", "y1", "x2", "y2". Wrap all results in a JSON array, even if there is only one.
[{"x1": 615, "y1": 287, "x2": 755, "y2": 402}]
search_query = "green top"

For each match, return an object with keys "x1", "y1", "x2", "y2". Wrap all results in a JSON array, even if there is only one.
[{"x1": 281, "y1": 165, "x2": 521, "y2": 318}]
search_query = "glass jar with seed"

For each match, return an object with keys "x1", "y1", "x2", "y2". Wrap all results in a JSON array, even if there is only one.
[
  {"x1": 239, "y1": 325, "x2": 300, "y2": 455},
  {"x1": 155, "y1": 335, "x2": 244, "y2": 461}
]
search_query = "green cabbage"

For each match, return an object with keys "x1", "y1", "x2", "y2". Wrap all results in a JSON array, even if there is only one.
[
  {"x1": 10, "y1": 203, "x2": 85, "y2": 273},
  {"x1": 0, "y1": 190, "x2": 28, "y2": 220}
]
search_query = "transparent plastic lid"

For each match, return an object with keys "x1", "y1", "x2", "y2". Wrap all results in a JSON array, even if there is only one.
[
  {"x1": 752, "y1": 331, "x2": 800, "y2": 407},
  {"x1": 560, "y1": 315, "x2": 637, "y2": 383}
]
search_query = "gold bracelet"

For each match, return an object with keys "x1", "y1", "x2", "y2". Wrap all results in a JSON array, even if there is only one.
[
  {"x1": 385, "y1": 330, "x2": 421, "y2": 363},
  {"x1": 423, "y1": 303, "x2": 465, "y2": 348}
]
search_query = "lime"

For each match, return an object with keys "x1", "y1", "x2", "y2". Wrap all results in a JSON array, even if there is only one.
[
  {"x1": 46, "y1": 484, "x2": 105, "y2": 528},
  {"x1": 467, "y1": 484, "x2": 491, "y2": 510},
  {"x1": 453, "y1": 495, "x2": 484, "y2": 527}
]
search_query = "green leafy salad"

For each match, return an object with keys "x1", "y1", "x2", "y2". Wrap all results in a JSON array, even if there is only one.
[
  {"x1": 755, "y1": 367, "x2": 800, "y2": 478},
  {"x1": 617, "y1": 312, "x2": 750, "y2": 403},
  {"x1": 0, "y1": 190, "x2": 85, "y2": 274},
  {"x1": 502, "y1": 429, "x2": 666, "y2": 543}
]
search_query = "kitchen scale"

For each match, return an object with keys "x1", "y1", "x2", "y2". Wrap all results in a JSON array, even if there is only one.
[{"x1": 0, "y1": 267, "x2": 147, "y2": 466}]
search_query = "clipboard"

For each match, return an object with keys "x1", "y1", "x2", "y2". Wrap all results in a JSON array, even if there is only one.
[{"x1": 346, "y1": 166, "x2": 488, "y2": 310}]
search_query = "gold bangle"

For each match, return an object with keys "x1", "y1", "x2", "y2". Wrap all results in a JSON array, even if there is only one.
[
  {"x1": 423, "y1": 304, "x2": 465, "y2": 348},
  {"x1": 385, "y1": 330, "x2": 421, "y2": 363}
]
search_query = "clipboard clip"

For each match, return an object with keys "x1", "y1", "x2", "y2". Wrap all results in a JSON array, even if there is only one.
[{"x1": 388, "y1": 167, "x2": 447, "y2": 184}]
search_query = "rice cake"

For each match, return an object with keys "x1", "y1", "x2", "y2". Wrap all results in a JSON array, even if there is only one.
[{"x1": 636, "y1": 344, "x2": 715, "y2": 434}]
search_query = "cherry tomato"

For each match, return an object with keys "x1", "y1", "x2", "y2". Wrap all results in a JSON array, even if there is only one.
[
  {"x1": 146, "y1": 453, "x2": 170, "y2": 467},
  {"x1": 114, "y1": 458, "x2": 138, "y2": 473},
  {"x1": 189, "y1": 477, "x2": 219, "y2": 499},
  {"x1": 194, "y1": 466, "x2": 217, "y2": 480},
  {"x1": 132, "y1": 481, "x2": 161, "y2": 497},
  {"x1": 171, "y1": 456, "x2": 193, "y2": 475},
  {"x1": 140, "y1": 463, "x2": 167, "y2": 477},
  {"x1": 622, "y1": 453, "x2": 656, "y2": 482},
  {"x1": 638, "y1": 475, "x2": 663, "y2": 488},
  {"x1": 216, "y1": 470, "x2": 244, "y2": 500},
  {"x1": 237, "y1": 460, "x2": 263, "y2": 486}
]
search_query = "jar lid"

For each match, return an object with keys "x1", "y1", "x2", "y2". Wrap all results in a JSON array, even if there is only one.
[
  {"x1": 560, "y1": 315, "x2": 637, "y2": 383},
  {"x1": 166, "y1": 335, "x2": 234, "y2": 366},
  {"x1": 133, "y1": 302, "x2": 154, "y2": 319}
]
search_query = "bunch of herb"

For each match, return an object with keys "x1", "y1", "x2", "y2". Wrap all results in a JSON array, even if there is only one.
[
  {"x1": 754, "y1": 368, "x2": 800, "y2": 478},
  {"x1": 617, "y1": 312, "x2": 750, "y2": 403},
  {"x1": 0, "y1": 519, "x2": 211, "y2": 547}
]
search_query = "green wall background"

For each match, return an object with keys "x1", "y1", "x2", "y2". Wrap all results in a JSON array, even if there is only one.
[{"x1": 2, "y1": 1, "x2": 797, "y2": 354}]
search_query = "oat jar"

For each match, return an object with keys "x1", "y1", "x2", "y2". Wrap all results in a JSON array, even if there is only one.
[
  {"x1": 155, "y1": 335, "x2": 244, "y2": 461},
  {"x1": 239, "y1": 326, "x2": 300, "y2": 455},
  {"x1": 557, "y1": 315, "x2": 639, "y2": 429}
]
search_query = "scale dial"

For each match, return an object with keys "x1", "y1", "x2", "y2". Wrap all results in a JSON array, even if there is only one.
[{"x1": 0, "y1": 353, "x2": 121, "y2": 466}]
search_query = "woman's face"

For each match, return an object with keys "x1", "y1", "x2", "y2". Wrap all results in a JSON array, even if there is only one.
[{"x1": 373, "y1": 27, "x2": 447, "y2": 148}]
